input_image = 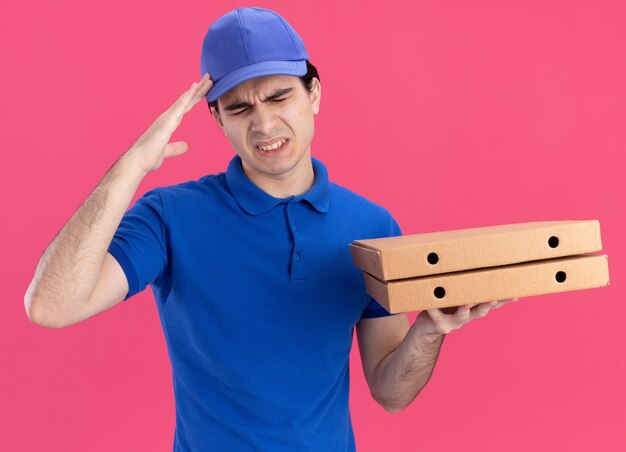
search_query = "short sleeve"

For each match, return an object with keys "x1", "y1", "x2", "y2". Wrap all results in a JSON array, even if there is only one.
[
  {"x1": 107, "y1": 188, "x2": 168, "y2": 301},
  {"x1": 360, "y1": 214, "x2": 403, "y2": 319}
]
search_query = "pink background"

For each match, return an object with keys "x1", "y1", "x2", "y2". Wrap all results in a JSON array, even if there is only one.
[{"x1": 2, "y1": 0, "x2": 624, "y2": 450}]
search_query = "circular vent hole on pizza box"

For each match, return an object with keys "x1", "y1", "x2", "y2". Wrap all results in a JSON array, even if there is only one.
[{"x1": 549, "y1": 236, "x2": 560, "y2": 248}]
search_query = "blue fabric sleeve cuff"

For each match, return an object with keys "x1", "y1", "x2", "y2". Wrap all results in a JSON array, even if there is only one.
[
  {"x1": 107, "y1": 240, "x2": 140, "y2": 301},
  {"x1": 360, "y1": 299, "x2": 392, "y2": 319}
]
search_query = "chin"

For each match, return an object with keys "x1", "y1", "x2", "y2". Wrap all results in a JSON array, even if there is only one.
[{"x1": 253, "y1": 159, "x2": 299, "y2": 177}]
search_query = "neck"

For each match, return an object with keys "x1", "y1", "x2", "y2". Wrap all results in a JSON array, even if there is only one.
[{"x1": 241, "y1": 151, "x2": 315, "y2": 198}]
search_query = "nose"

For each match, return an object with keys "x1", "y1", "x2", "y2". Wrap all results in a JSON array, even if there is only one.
[{"x1": 250, "y1": 103, "x2": 278, "y2": 135}]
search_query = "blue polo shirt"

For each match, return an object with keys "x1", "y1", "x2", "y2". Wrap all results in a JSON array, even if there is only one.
[{"x1": 107, "y1": 155, "x2": 402, "y2": 451}]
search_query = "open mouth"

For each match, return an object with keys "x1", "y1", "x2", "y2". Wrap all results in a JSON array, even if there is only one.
[{"x1": 256, "y1": 139, "x2": 288, "y2": 153}]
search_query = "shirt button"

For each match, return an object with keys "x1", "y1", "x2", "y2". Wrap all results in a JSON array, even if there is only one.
[
  {"x1": 293, "y1": 224, "x2": 298, "y2": 231},
  {"x1": 295, "y1": 252, "x2": 300, "y2": 262}
]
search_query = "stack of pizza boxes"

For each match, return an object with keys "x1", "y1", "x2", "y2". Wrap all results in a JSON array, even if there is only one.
[{"x1": 350, "y1": 220, "x2": 610, "y2": 314}]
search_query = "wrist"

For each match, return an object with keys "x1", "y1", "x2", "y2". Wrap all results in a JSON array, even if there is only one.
[
  {"x1": 118, "y1": 148, "x2": 150, "y2": 179},
  {"x1": 412, "y1": 311, "x2": 446, "y2": 342}
]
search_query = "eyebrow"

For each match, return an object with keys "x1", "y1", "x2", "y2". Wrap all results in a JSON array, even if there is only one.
[{"x1": 223, "y1": 87, "x2": 294, "y2": 112}]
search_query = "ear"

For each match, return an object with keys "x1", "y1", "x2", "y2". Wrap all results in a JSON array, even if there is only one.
[
  {"x1": 210, "y1": 104, "x2": 224, "y2": 129},
  {"x1": 309, "y1": 78, "x2": 321, "y2": 115}
]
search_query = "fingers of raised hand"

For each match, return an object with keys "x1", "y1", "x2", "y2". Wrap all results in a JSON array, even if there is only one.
[
  {"x1": 185, "y1": 73, "x2": 214, "y2": 113},
  {"x1": 194, "y1": 73, "x2": 214, "y2": 101},
  {"x1": 168, "y1": 74, "x2": 213, "y2": 119}
]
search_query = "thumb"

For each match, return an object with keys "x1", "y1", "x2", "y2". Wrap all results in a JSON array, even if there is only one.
[{"x1": 164, "y1": 141, "x2": 189, "y2": 158}]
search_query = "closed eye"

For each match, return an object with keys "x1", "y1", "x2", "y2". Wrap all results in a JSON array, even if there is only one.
[
  {"x1": 231, "y1": 108, "x2": 248, "y2": 116},
  {"x1": 230, "y1": 98, "x2": 287, "y2": 116}
]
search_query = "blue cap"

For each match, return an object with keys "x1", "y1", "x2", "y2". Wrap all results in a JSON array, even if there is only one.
[{"x1": 200, "y1": 7, "x2": 309, "y2": 103}]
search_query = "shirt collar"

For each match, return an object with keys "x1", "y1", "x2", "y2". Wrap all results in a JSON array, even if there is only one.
[{"x1": 225, "y1": 155, "x2": 330, "y2": 215}]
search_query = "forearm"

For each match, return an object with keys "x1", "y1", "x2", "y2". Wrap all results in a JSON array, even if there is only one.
[
  {"x1": 371, "y1": 313, "x2": 445, "y2": 413},
  {"x1": 25, "y1": 151, "x2": 147, "y2": 324}
]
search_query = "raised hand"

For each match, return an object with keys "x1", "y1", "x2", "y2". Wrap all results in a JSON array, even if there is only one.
[{"x1": 126, "y1": 73, "x2": 213, "y2": 174}]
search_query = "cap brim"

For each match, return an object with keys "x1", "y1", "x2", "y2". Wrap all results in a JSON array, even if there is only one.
[{"x1": 206, "y1": 60, "x2": 307, "y2": 103}]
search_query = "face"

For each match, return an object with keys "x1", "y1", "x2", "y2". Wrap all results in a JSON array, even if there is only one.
[{"x1": 211, "y1": 74, "x2": 321, "y2": 182}]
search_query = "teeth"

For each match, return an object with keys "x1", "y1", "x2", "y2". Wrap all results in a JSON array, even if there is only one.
[{"x1": 257, "y1": 139, "x2": 286, "y2": 151}]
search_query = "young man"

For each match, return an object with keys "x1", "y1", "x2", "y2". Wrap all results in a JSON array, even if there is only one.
[{"x1": 25, "y1": 7, "x2": 516, "y2": 451}]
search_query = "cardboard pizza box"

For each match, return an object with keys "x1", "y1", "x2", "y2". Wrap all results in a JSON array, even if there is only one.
[
  {"x1": 350, "y1": 220, "x2": 602, "y2": 281},
  {"x1": 362, "y1": 253, "x2": 610, "y2": 313}
]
